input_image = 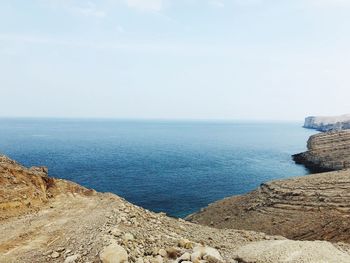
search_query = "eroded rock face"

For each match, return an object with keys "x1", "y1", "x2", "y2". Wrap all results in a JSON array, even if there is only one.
[
  {"x1": 0, "y1": 154, "x2": 94, "y2": 220},
  {"x1": 187, "y1": 169, "x2": 350, "y2": 243},
  {"x1": 304, "y1": 114, "x2": 350, "y2": 131},
  {"x1": 0, "y1": 155, "x2": 53, "y2": 220},
  {"x1": 293, "y1": 131, "x2": 350, "y2": 171}
]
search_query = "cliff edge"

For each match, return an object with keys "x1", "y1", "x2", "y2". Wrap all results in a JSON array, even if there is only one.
[
  {"x1": 4, "y1": 155, "x2": 350, "y2": 263},
  {"x1": 293, "y1": 130, "x2": 350, "y2": 171}
]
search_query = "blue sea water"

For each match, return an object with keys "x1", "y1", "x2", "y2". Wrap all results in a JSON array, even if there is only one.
[{"x1": 0, "y1": 118, "x2": 315, "y2": 218}]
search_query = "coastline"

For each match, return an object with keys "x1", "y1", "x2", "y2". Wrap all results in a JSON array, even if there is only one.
[
  {"x1": 0, "y1": 119, "x2": 313, "y2": 218},
  {"x1": 2, "y1": 119, "x2": 350, "y2": 262}
]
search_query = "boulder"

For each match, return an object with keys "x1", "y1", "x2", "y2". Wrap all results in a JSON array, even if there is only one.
[
  {"x1": 234, "y1": 240, "x2": 350, "y2": 263},
  {"x1": 100, "y1": 244, "x2": 128, "y2": 263},
  {"x1": 191, "y1": 245, "x2": 223, "y2": 262}
]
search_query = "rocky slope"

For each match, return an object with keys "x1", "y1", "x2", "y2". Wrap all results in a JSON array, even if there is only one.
[
  {"x1": 187, "y1": 169, "x2": 350, "y2": 243},
  {"x1": 2, "y1": 155, "x2": 350, "y2": 263},
  {"x1": 304, "y1": 114, "x2": 350, "y2": 131},
  {"x1": 293, "y1": 130, "x2": 350, "y2": 171}
]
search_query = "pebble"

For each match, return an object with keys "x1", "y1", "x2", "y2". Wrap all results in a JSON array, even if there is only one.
[
  {"x1": 64, "y1": 254, "x2": 80, "y2": 263},
  {"x1": 56, "y1": 247, "x2": 65, "y2": 252},
  {"x1": 51, "y1": 252, "x2": 60, "y2": 258},
  {"x1": 43, "y1": 250, "x2": 53, "y2": 256},
  {"x1": 178, "y1": 239, "x2": 194, "y2": 249},
  {"x1": 158, "y1": 249, "x2": 167, "y2": 257},
  {"x1": 124, "y1": 233, "x2": 135, "y2": 241}
]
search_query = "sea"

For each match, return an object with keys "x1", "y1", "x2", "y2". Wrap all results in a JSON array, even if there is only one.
[{"x1": 0, "y1": 118, "x2": 315, "y2": 218}]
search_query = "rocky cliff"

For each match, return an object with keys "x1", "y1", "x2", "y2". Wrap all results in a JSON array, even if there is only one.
[
  {"x1": 304, "y1": 114, "x2": 350, "y2": 131},
  {"x1": 2, "y1": 155, "x2": 350, "y2": 263},
  {"x1": 187, "y1": 169, "x2": 350, "y2": 244},
  {"x1": 293, "y1": 130, "x2": 350, "y2": 171}
]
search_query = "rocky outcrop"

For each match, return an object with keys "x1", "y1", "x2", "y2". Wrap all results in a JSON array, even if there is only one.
[
  {"x1": 2, "y1": 155, "x2": 350, "y2": 263},
  {"x1": 187, "y1": 169, "x2": 350, "y2": 243},
  {"x1": 0, "y1": 155, "x2": 94, "y2": 220},
  {"x1": 303, "y1": 114, "x2": 350, "y2": 131},
  {"x1": 293, "y1": 130, "x2": 350, "y2": 171}
]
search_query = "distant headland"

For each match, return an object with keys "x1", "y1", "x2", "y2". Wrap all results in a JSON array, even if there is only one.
[{"x1": 304, "y1": 114, "x2": 350, "y2": 131}]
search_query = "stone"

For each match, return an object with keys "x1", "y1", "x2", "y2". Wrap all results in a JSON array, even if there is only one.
[
  {"x1": 51, "y1": 252, "x2": 60, "y2": 258},
  {"x1": 43, "y1": 250, "x2": 53, "y2": 256},
  {"x1": 110, "y1": 227, "x2": 122, "y2": 237},
  {"x1": 150, "y1": 255, "x2": 163, "y2": 263},
  {"x1": 178, "y1": 252, "x2": 191, "y2": 261},
  {"x1": 100, "y1": 244, "x2": 128, "y2": 263},
  {"x1": 124, "y1": 233, "x2": 135, "y2": 241},
  {"x1": 64, "y1": 254, "x2": 81, "y2": 263},
  {"x1": 191, "y1": 246, "x2": 223, "y2": 262},
  {"x1": 158, "y1": 249, "x2": 167, "y2": 257},
  {"x1": 56, "y1": 247, "x2": 65, "y2": 252},
  {"x1": 166, "y1": 247, "x2": 181, "y2": 259},
  {"x1": 178, "y1": 239, "x2": 194, "y2": 249},
  {"x1": 234, "y1": 240, "x2": 350, "y2": 263}
]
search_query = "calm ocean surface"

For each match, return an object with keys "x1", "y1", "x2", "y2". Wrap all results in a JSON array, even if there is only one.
[{"x1": 0, "y1": 119, "x2": 315, "y2": 217}]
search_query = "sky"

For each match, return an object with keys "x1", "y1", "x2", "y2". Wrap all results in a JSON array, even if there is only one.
[{"x1": 1, "y1": 0, "x2": 350, "y2": 121}]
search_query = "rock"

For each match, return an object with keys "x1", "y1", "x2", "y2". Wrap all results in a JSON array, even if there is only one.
[
  {"x1": 64, "y1": 254, "x2": 81, "y2": 263},
  {"x1": 124, "y1": 233, "x2": 134, "y2": 241},
  {"x1": 234, "y1": 240, "x2": 350, "y2": 263},
  {"x1": 56, "y1": 247, "x2": 65, "y2": 252},
  {"x1": 51, "y1": 251, "x2": 60, "y2": 258},
  {"x1": 150, "y1": 255, "x2": 163, "y2": 263},
  {"x1": 166, "y1": 247, "x2": 182, "y2": 259},
  {"x1": 43, "y1": 250, "x2": 53, "y2": 256},
  {"x1": 158, "y1": 249, "x2": 167, "y2": 257},
  {"x1": 100, "y1": 244, "x2": 128, "y2": 263},
  {"x1": 186, "y1": 167, "x2": 350, "y2": 243},
  {"x1": 178, "y1": 252, "x2": 191, "y2": 261},
  {"x1": 178, "y1": 239, "x2": 194, "y2": 249},
  {"x1": 110, "y1": 227, "x2": 122, "y2": 237},
  {"x1": 191, "y1": 246, "x2": 223, "y2": 262},
  {"x1": 293, "y1": 130, "x2": 350, "y2": 171}
]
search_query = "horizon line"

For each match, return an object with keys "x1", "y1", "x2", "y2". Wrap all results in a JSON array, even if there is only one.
[{"x1": 0, "y1": 116, "x2": 304, "y2": 123}]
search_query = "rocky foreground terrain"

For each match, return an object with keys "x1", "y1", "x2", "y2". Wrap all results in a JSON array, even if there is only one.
[
  {"x1": 2, "y1": 155, "x2": 350, "y2": 262},
  {"x1": 293, "y1": 130, "x2": 350, "y2": 171},
  {"x1": 304, "y1": 114, "x2": 350, "y2": 131}
]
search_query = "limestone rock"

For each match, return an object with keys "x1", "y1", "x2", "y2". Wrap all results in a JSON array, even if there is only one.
[
  {"x1": 191, "y1": 246, "x2": 223, "y2": 262},
  {"x1": 123, "y1": 233, "x2": 134, "y2": 241},
  {"x1": 178, "y1": 252, "x2": 191, "y2": 261},
  {"x1": 234, "y1": 240, "x2": 350, "y2": 263},
  {"x1": 100, "y1": 244, "x2": 128, "y2": 263},
  {"x1": 178, "y1": 239, "x2": 194, "y2": 249},
  {"x1": 158, "y1": 249, "x2": 167, "y2": 257},
  {"x1": 64, "y1": 254, "x2": 81, "y2": 263},
  {"x1": 51, "y1": 251, "x2": 60, "y2": 258}
]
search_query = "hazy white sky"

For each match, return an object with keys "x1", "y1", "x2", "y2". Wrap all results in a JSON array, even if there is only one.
[{"x1": 1, "y1": 0, "x2": 350, "y2": 120}]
